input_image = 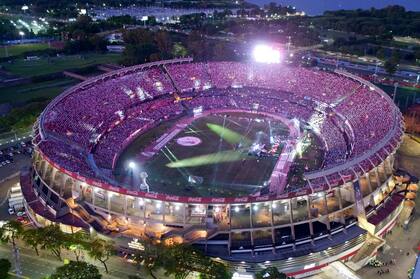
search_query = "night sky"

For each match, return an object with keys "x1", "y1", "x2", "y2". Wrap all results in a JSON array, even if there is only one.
[{"x1": 250, "y1": 0, "x2": 420, "y2": 15}]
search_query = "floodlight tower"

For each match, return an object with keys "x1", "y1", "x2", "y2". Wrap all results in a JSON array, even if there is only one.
[
  {"x1": 128, "y1": 161, "x2": 136, "y2": 169},
  {"x1": 19, "y1": 31, "x2": 25, "y2": 42},
  {"x1": 128, "y1": 161, "x2": 136, "y2": 189}
]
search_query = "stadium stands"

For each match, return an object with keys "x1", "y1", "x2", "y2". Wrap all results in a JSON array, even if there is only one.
[{"x1": 38, "y1": 61, "x2": 402, "y2": 195}]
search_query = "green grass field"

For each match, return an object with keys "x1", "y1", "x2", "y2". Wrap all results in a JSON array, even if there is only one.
[
  {"x1": 1, "y1": 53, "x2": 121, "y2": 77},
  {"x1": 0, "y1": 43, "x2": 51, "y2": 58},
  {"x1": 117, "y1": 112, "x2": 294, "y2": 198},
  {"x1": 0, "y1": 78, "x2": 78, "y2": 104}
]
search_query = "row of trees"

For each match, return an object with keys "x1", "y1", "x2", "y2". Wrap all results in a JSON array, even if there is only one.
[
  {"x1": 0, "y1": 252, "x2": 290, "y2": 279},
  {"x1": 0, "y1": 220, "x2": 232, "y2": 279},
  {"x1": 317, "y1": 5, "x2": 420, "y2": 38},
  {"x1": 0, "y1": 221, "x2": 115, "y2": 274},
  {"x1": 0, "y1": 100, "x2": 50, "y2": 134},
  {"x1": 131, "y1": 239, "x2": 231, "y2": 279},
  {"x1": 120, "y1": 27, "x2": 238, "y2": 66}
]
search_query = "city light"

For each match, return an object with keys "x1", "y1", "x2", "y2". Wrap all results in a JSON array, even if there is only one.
[{"x1": 253, "y1": 44, "x2": 282, "y2": 64}]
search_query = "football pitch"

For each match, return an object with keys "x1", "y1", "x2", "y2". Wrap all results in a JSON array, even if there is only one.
[{"x1": 118, "y1": 112, "x2": 292, "y2": 198}]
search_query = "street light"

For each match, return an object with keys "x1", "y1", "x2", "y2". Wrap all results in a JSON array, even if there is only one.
[
  {"x1": 18, "y1": 31, "x2": 25, "y2": 41},
  {"x1": 393, "y1": 82, "x2": 399, "y2": 103}
]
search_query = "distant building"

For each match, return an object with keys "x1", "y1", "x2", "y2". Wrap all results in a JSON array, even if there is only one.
[{"x1": 106, "y1": 45, "x2": 125, "y2": 53}]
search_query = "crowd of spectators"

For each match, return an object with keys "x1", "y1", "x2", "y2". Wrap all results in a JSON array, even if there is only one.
[{"x1": 37, "y1": 61, "x2": 401, "y2": 193}]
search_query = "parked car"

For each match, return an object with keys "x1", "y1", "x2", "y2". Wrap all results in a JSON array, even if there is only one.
[{"x1": 16, "y1": 211, "x2": 26, "y2": 217}]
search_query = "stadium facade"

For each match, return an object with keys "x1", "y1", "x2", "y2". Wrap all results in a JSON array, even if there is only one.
[{"x1": 21, "y1": 58, "x2": 406, "y2": 276}]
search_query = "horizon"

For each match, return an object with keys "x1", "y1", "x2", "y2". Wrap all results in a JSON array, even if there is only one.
[{"x1": 249, "y1": 0, "x2": 420, "y2": 15}]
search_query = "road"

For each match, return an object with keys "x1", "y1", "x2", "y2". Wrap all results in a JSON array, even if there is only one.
[{"x1": 0, "y1": 241, "x2": 159, "y2": 279}]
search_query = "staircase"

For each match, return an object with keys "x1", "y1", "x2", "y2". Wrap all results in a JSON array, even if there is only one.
[
  {"x1": 346, "y1": 233, "x2": 385, "y2": 271},
  {"x1": 70, "y1": 201, "x2": 116, "y2": 234},
  {"x1": 161, "y1": 224, "x2": 219, "y2": 243},
  {"x1": 161, "y1": 64, "x2": 181, "y2": 93},
  {"x1": 184, "y1": 227, "x2": 218, "y2": 243}
]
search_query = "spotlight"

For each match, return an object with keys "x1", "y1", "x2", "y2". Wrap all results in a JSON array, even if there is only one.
[{"x1": 253, "y1": 44, "x2": 282, "y2": 64}]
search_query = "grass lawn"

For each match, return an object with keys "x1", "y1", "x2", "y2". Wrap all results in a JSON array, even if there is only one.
[
  {"x1": 118, "y1": 112, "x2": 291, "y2": 198},
  {"x1": 0, "y1": 78, "x2": 78, "y2": 104},
  {"x1": 0, "y1": 43, "x2": 51, "y2": 58},
  {"x1": 1, "y1": 53, "x2": 121, "y2": 77}
]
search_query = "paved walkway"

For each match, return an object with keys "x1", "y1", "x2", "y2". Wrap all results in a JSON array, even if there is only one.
[
  {"x1": 355, "y1": 135, "x2": 420, "y2": 279},
  {"x1": 356, "y1": 201, "x2": 420, "y2": 279}
]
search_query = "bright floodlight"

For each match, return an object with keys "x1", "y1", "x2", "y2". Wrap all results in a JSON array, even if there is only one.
[
  {"x1": 128, "y1": 161, "x2": 136, "y2": 169},
  {"x1": 253, "y1": 44, "x2": 282, "y2": 64},
  {"x1": 19, "y1": 31, "x2": 25, "y2": 36}
]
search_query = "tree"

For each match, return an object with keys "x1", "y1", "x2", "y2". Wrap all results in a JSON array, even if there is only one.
[
  {"x1": 154, "y1": 31, "x2": 172, "y2": 59},
  {"x1": 376, "y1": 48, "x2": 386, "y2": 60},
  {"x1": 414, "y1": 47, "x2": 420, "y2": 62},
  {"x1": 172, "y1": 43, "x2": 188, "y2": 58},
  {"x1": 255, "y1": 267, "x2": 287, "y2": 279},
  {"x1": 22, "y1": 228, "x2": 43, "y2": 256},
  {"x1": 50, "y1": 261, "x2": 101, "y2": 279},
  {"x1": 0, "y1": 220, "x2": 24, "y2": 275},
  {"x1": 384, "y1": 58, "x2": 399, "y2": 76},
  {"x1": 163, "y1": 244, "x2": 230, "y2": 279},
  {"x1": 212, "y1": 42, "x2": 236, "y2": 61},
  {"x1": 65, "y1": 231, "x2": 90, "y2": 262},
  {"x1": 123, "y1": 29, "x2": 154, "y2": 45},
  {"x1": 89, "y1": 35, "x2": 107, "y2": 53},
  {"x1": 121, "y1": 43, "x2": 160, "y2": 66},
  {"x1": 0, "y1": 220, "x2": 23, "y2": 247},
  {"x1": 106, "y1": 15, "x2": 137, "y2": 27},
  {"x1": 67, "y1": 15, "x2": 99, "y2": 40},
  {"x1": 186, "y1": 31, "x2": 212, "y2": 61},
  {"x1": 391, "y1": 50, "x2": 401, "y2": 63},
  {"x1": 38, "y1": 225, "x2": 66, "y2": 260},
  {"x1": 0, "y1": 258, "x2": 11, "y2": 278},
  {"x1": 132, "y1": 239, "x2": 165, "y2": 279},
  {"x1": 87, "y1": 238, "x2": 115, "y2": 274}
]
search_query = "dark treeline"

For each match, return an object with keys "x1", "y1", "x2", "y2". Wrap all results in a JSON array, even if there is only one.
[{"x1": 314, "y1": 5, "x2": 420, "y2": 37}]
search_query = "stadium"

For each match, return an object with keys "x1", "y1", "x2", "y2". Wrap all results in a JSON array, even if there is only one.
[{"x1": 21, "y1": 57, "x2": 405, "y2": 276}]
